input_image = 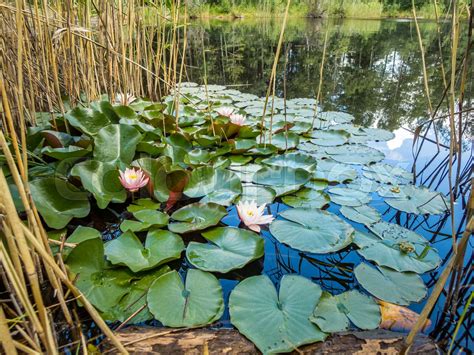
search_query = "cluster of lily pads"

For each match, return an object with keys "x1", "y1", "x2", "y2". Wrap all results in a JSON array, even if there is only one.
[{"x1": 10, "y1": 83, "x2": 450, "y2": 353}]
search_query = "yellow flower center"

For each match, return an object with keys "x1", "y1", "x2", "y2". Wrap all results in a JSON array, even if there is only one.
[
  {"x1": 247, "y1": 211, "x2": 254, "y2": 216},
  {"x1": 129, "y1": 174, "x2": 138, "y2": 180}
]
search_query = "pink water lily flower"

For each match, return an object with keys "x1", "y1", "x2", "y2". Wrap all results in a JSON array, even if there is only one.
[
  {"x1": 216, "y1": 107, "x2": 234, "y2": 117},
  {"x1": 119, "y1": 167, "x2": 149, "y2": 192},
  {"x1": 236, "y1": 200, "x2": 274, "y2": 233},
  {"x1": 229, "y1": 113, "x2": 246, "y2": 126}
]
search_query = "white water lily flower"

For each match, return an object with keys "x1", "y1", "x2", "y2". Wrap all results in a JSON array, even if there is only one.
[
  {"x1": 229, "y1": 113, "x2": 246, "y2": 126},
  {"x1": 115, "y1": 92, "x2": 136, "y2": 106},
  {"x1": 118, "y1": 167, "x2": 149, "y2": 192},
  {"x1": 216, "y1": 107, "x2": 234, "y2": 117},
  {"x1": 236, "y1": 200, "x2": 274, "y2": 233}
]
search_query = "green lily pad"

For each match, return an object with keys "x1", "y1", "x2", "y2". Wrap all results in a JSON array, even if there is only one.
[
  {"x1": 66, "y1": 239, "x2": 133, "y2": 312},
  {"x1": 67, "y1": 226, "x2": 101, "y2": 244},
  {"x1": 168, "y1": 202, "x2": 227, "y2": 234},
  {"x1": 319, "y1": 111, "x2": 354, "y2": 124},
  {"x1": 354, "y1": 263, "x2": 427, "y2": 306},
  {"x1": 354, "y1": 226, "x2": 440, "y2": 273},
  {"x1": 132, "y1": 209, "x2": 169, "y2": 227},
  {"x1": 311, "y1": 129, "x2": 350, "y2": 146},
  {"x1": 313, "y1": 160, "x2": 357, "y2": 183},
  {"x1": 346, "y1": 177, "x2": 380, "y2": 193},
  {"x1": 378, "y1": 185, "x2": 448, "y2": 214},
  {"x1": 120, "y1": 220, "x2": 151, "y2": 232},
  {"x1": 261, "y1": 152, "x2": 317, "y2": 171},
  {"x1": 259, "y1": 132, "x2": 300, "y2": 150},
  {"x1": 239, "y1": 184, "x2": 276, "y2": 205},
  {"x1": 30, "y1": 177, "x2": 90, "y2": 229},
  {"x1": 105, "y1": 230, "x2": 184, "y2": 272},
  {"x1": 127, "y1": 198, "x2": 162, "y2": 213},
  {"x1": 252, "y1": 166, "x2": 310, "y2": 187},
  {"x1": 229, "y1": 275, "x2": 326, "y2": 354},
  {"x1": 228, "y1": 163, "x2": 261, "y2": 183},
  {"x1": 309, "y1": 290, "x2": 380, "y2": 332},
  {"x1": 328, "y1": 187, "x2": 371, "y2": 207},
  {"x1": 65, "y1": 106, "x2": 110, "y2": 136},
  {"x1": 184, "y1": 167, "x2": 242, "y2": 206},
  {"x1": 269, "y1": 208, "x2": 354, "y2": 253},
  {"x1": 93, "y1": 124, "x2": 142, "y2": 167},
  {"x1": 340, "y1": 205, "x2": 381, "y2": 225},
  {"x1": 147, "y1": 269, "x2": 224, "y2": 327},
  {"x1": 362, "y1": 163, "x2": 412, "y2": 185},
  {"x1": 186, "y1": 227, "x2": 264, "y2": 273},
  {"x1": 102, "y1": 266, "x2": 171, "y2": 324},
  {"x1": 325, "y1": 145, "x2": 385, "y2": 165},
  {"x1": 71, "y1": 160, "x2": 127, "y2": 209},
  {"x1": 305, "y1": 179, "x2": 328, "y2": 191},
  {"x1": 281, "y1": 188, "x2": 330, "y2": 209},
  {"x1": 42, "y1": 146, "x2": 91, "y2": 160},
  {"x1": 229, "y1": 155, "x2": 253, "y2": 165}
]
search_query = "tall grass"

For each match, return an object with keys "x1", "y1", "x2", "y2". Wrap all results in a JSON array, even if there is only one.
[{"x1": 1, "y1": 0, "x2": 185, "y2": 352}]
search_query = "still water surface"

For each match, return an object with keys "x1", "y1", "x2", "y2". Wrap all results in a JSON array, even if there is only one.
[{"x1": 179, "y1": 18, "x2": 472, "y2": 352}]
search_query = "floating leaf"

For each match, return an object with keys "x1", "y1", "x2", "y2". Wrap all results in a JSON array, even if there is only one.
[
  {"x1": 261, "y1": 152, "x2": 316, "y2": 171},
  {"x1": 186, "y1": 227, "x2": 264, "y2": 273},
  {"x1": 93, "y1": 124, "x2": 141, "y2": 167},
  {"x1": 354, "y1": 227, "x2": 440, "y2": 274},
  {"x1": 281, "y1": 188, "x2": 330, "y2": 209},
  {"x1": 147, "y1": 269, "x2": 224, "y2": 327},
  {"x1": 252, "y1": 166, "x2": 310, "y2": 187},
  {"x1": 66, "y1": 239, "x2": 133, "y2": 312},
  {"x1": 102, "y1": 266, "x2": 171, "y2": 324},
  {"x1": 354, "y1": 263, "x2": 427, "y2": 306},
  {"x1": 363, "y1": 163, "x2": 412, "y2": 185},
  {"x1": 42, "y1": 146, "x2": 91, "y2": 160},
  {"x1": 71, "y1": 160, "x2": 126, "y2": 209},
  {"x1": 229, "y1": 275, "x2": 326, "y2": 354},
  {"x1": 120, "y1": 220, "x2": 151, "y2": 232},
  {"x1": 305, "y1": 179, "x2": 328, "y2": 191},
  {"x1": 378, "y1": 185, "x2": 448, "y2": 214},
  {"x1": 319, "y1": 111, "x2": 354, "y2": 124},
  {"x1": 105, "y1": 230, "x2": 183, "y2": 272},
  {"x1": 30, "y1": 177, "x2": 90, "y2": 229},
  {"x1": 328, "y1": 187, "x2": 371, "y2": 207},
  {"x1": 184, "y1": 167, "x2": 242, "y2": 206},
  {"x1": 311, "y1": 129, "x2": 350, "y2": 146},
  {"x1": 228, "y1": 163, "x2": 261, "y2": 183},
  {"x1": 132, "y1": 209, "x2": 169, "y2": 228},
  {"x1": 127, "y1": 198, "x2": 162, "y2": 213},
  {"x1": 310, "y1": 290, "x2": 380, "y2": 333},
  {"x1": 313, "y1": 160, "x2": 357, "y2": 183},
  {"x1": 269, "y1": 209, "x2": 353, "y2": 253},
  {"x1": 340, "y1": 205, "x2": 381, "y2": 225},
  {"x1": 325, "y1": 145, "x2": 384, "y2": 165},
  {"x1": 67, "y1": 226, "x2": 101, "y2": 244},
  {"x1": 168, "y1": 202, "x2": 227, "y2": 234},
  {"x1": 238, "y1": 184, "x2": 276, "y2": 205},
  {"x1": 65, "y1": 107, "x2": 110, "y2": 136}
]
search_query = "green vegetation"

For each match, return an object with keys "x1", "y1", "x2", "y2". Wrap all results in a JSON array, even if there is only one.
[{"x1": 187, "y1": 0, "x2": 467, "y2": 19}]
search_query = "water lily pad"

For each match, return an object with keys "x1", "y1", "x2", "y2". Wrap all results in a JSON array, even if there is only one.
[
  {"x1": 228, "y1": 163, "x2": 261, "y2": 182},
  {"x1": 346, "y1": 177, "x2": 380, "y2": 193},
  {"x1": 66, "y1": 239, "x2": 133, "y2": 312},
  {"x1": 328, "y1": 187, "x2": 371, "y2": 207},
  {"x1": 42, "y1": 146, "x2": 91, "y2": 160},
  {"x1": 238, "y1": 184, "x2": 276, "y2": 205},
  {"x1": 102, "y1": 266, "x2": 171, "y2": 324},
  {"x1": 281, "y1": 188, "x2": 330, "y2": 209},
  {"x1": 132, "y1": 209, "x2": 169, "y2": 228},
  {"x1": 310, "y1": 290, "x2": 380, "y2": 332},
  {"x1": 168, "y1": 202, "x2": 227, "y2": 234},
  {"x1": 269, "y1": 208, "x2": 354, "y2": 253},
  {"x1": 252, "y1": 166, "x2": 310, "y2": 187},
  {"x1": 325, "y1": 145, "x2": 384, "y2": 165},
  {"x1": 354, "y1": 226, "x2": 440, "y2": 273},
  {"x1": 261, "y1": 153, "x2": 317, "y2": 171},
  {"x1": 120, "y1": 220, "x2": 151, "y2": 232},
  {"x1": 340, "y1": 205, "x2": 381, "y2": 225},
  {"x1": 186, "y1": 227, "x2": 264, "y2": 273},
  {"x1": 105, "y1": 230, "x2": 184, "y2": 272},
  {"x1": 71, "y1": 160, "x2": 127, "y2": 209},
  {"x1": 229, "y1": 274, "x2": 326, "y2": 354},
  {"x1": 147, "y1": 269, "x2": 224, "y2": 327},
  {"x1": 305, "y1": 179, "x2": 328, "y2": 191},
  {"x1": 313, "y1": 160, "x2": 357, "y2": 183},
  {"x1": 311, "y1": 129, "x2": 350, "y2": 146},
  {"x1": 262, "y1": 131, "x2": 300, "y2": 150},
  {"x1": 184, "y1": 167, "x2": 242, "y2": 206},
  {"x1": 127, "y1": 198, "x2": 162, "y2": 212},
  {"x1": 67, "y1": 226, "x2": 101, "y2": 244},
  {"x1": 363, "y1": 163, "x2": 412, "y2": 185},
  {"x1": 30, "y1": 177, "x2": 90, "y2": 229},
  {"x1": 378, "y1": 185, "x2": 448, "y2": 214},
  {"x1": 65, "y1": 107, "x2": 110, "y2": 136},
  {"x1": 93, "y1": 124, "x2": 141, "y2": 167},
  {"x1": 319, "y1": 111, "x2": 354, "y2": 124},
  {"x1": 354, "y1": 263, "x2": 427, "y2": 306}
]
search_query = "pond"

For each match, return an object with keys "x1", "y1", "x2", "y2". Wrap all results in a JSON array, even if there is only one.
[
  {"x1": 181, "y1": 18, "x2": 472, "y2": 351},
  {"x1": 28, "y1": 17, "x2": 472, "y2": 354}
]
